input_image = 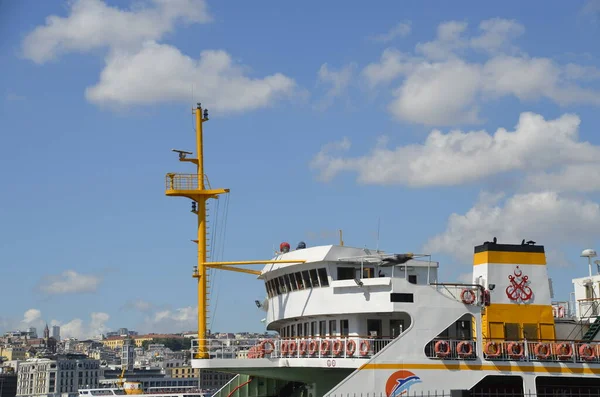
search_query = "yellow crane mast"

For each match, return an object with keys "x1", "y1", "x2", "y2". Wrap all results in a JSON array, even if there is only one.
[{"x1": 165, "y1": 103, "x2": 304, "y2": 359}]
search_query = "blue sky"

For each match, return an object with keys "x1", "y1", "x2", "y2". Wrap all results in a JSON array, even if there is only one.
[{"x1": 1, "y1": 0, "x2": 600, "y2": 339}]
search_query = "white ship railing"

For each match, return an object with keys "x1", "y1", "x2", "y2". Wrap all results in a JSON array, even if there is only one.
[
  {"x1": 191, "y1": 337, "x2": 394, "y2": 359},
  {"x1": 481, "y1": 340, "x2": 600, "y2": 363}
]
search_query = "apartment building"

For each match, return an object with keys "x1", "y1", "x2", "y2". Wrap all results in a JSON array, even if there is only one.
[{"x1": 16, "y1": 355, "x2": 100, "y2": 396}]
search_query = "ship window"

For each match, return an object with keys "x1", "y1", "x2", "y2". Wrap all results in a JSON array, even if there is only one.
[
  {"x1": 297, "y1": 324, "x2": 302, "y2": 337},
  {"x1": 319, "y1": 321, "x2": 326, "y2": 336},
  {"x1": 408, "y1": 275, "x2": 417, "y2": 284},
  {"x1": 274, "y1": 279, "x2": 282, "y2": 295},
  {"x1": 317, "y1": 268, "x2": 329, "y2": 286},
  {"x1": 505, "y1": 323, "x2": 520, "y2": 340},
  {"x1": 280, "y1": 276, "x2": 288, "y2": 293},
  {"x1": 311, "y1": 321, "x2": 317, "y2": 336},
  {"x1": 294, "y1": 273, "x2": 304, "y2": 289},
  {"x1": 287, "y1": 325, "x2": 291, "y2": 337},
  {"x1": 265, "y1": 282, "x2": 271, "y2": 298},
  {"x1": 286, "y1": 274, "x2": 297, "y2": 291},
  {"x1": 523, "y1": 324, "x2": 539, "y2": 340},
  {"x1": 361, "y1": 267, "x2": 374, "y2": 278},
  {"x1": 340, "y1": 320, "x2": 349, "y2": 336},
  {"x1": 309, "y1": 269, "x2": 320, "y2": 287},
  {"x1": 302, "y1": 270, "x2": 312, "y2": 288},
  {"x1": 283, "y1": 275, "x2": 292, "y2": 292},
  {"x1": 390, "y1": 293, "x2": 414, "y2": 302},
  {"x1": 329, "y1": 320, "x2": 337, "y2": 336},
  {"x1": 270, "y1": 280, "x2": 276, "y2": 297},
  {"x1": 303, "y1": 323, "x2": 309, "y2": 337},
  {"x1": 337, "y1": 267, "x2": 355, "y2": 280}
]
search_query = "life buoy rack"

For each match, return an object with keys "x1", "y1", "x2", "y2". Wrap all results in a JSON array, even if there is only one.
[
  {"x1": 434, "y1": 340, "x2": 451, "y2": 357},
  {"x1": 555, "y1": 342, "x2": 573, "y2": 359},
  {"x1": 288, "y1": 341, "x2": 297, "y2": 356},
  {"x1": 507, "y1": 342, "x2": 524, "y2": 359},
  {"x1": 456, "y1": 341, "x2": 473, "y2": 357},
  {"x1": 332, "y1": 339, "x2": 343, "y2": 356},
  {"x1": 484, "y1": 341, "x2": 501, "y2": 358},
  {"x1": 460, "y1": 289, "x2": 476, "y2": 305},
  {"x1": 299, "y1": 340, "x2": 307, "y2": 356},
  {"x1": 281, "y1": 341, "x2": 289, "y2": 355},
  {"x1": 579, "y1": 344, "x2": 596, "y2": 361},
  {"x1": 260, "y1": 339, "x2": 274, "y2": 355},
  {"x1": 308, "y1": 340, "x2": 318, "y2": 356},
  {"x1": 346, "y1": 340, "x2": 357, "y2": 356},
  {"x1": 320, "y1": 339, "x2": 331, "y2": 355},
  {"x1": 359, "y1": 340, "x2": 370, "y2": 356},
  {"x1": 533, "y1": 343, "x2": 551, "y2": 359}
]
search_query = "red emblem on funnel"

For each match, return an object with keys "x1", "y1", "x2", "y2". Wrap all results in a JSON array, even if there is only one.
[{"x1": 506, "y1": 266, "x2": 533, "y2": 303}]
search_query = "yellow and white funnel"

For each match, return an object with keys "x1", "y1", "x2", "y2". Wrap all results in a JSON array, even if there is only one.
[{"x1": 473, "y1": 241, "x2": 555, "y2": 340}]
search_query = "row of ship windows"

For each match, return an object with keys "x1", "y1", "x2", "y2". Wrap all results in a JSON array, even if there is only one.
[
  {"x1": 279, "y1": 319, "x2": 350, "y2": 338},
  {"x1": 265, "y1": 268, "x2": 329, "y2": 298}
]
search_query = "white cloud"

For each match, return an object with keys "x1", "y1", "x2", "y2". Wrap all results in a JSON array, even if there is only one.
[
  {"x1": 371, "y1": 22, "x2": 412, "y2": 42},
  {"x1": 362, "y1": 19, "x2": 600, "y2": 126},
  {"x1": 22, "y1": 309, "x2": 43, "y2": 326},
  {"x1": 362, "y1": 48, "x2": 418, "y2": 88},
  {"x1": 524, "y1": 164, "x2": 600, "y2": 193},
  {"x1": 314, "y1": 63, "x2": 356, "y2": 110},
  {"x1": 312, "y1": 112, "x2": 600, "y2": 187},
  {"x1": 416, "y1": 21, "x2": 468, "y2": 61},
  {"x1": 470, "y1": 18, "x2": 524, "y2": 54},
  {"x1": 22, "y1": 0, "x2": 297, "y2": 112},
  {"x1": 55, "y1": 312, "x2": 110, "y2": 339},
  {"x1": 424, "y1": 191, "x2": 600, "y2": 263},
  {"x1": 40, "y1": 270, "x2": 102, "y2": 294},
  {"x1": 22, "y1": 0, "x2": 211, "y2": 63},
  {"x1": 86, "y1": 43, "x2": 297, "y2": 112},
  {"x1": 141, "y1": 306, "x2": 196, "y2": 333},
  {"x1": 388, "y1": 59, "x2": 482, "y2": 125}
]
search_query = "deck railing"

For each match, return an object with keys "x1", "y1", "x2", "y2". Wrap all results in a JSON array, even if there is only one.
[
  {"x1": 165, "y1": 173, "x2": 212, "y2": 191},
  {"x1": 191, "y1": 337, "x2": 394, "y2": 359},
  {"x1": 578, "y1": 297, "x2": 600, "y2": 319},
  {"x1": 425, "y1": 339, "x2": 478, "y2": 360},
  {"x1": 481, "y1": 340, "x2": 600, "y2": 363}
]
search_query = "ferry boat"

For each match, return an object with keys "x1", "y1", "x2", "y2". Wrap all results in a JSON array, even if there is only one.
[
  {"x1": 77, "y1": 385, "x2": 210, "y2": 397},
  {"x1": 163, "y1": 104, "x2": 600, "y2": 397}
]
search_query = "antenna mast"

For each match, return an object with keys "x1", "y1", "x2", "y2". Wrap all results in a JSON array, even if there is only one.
[{"x1": 165, "y1": 103, "x2": 229, "y2": 359}]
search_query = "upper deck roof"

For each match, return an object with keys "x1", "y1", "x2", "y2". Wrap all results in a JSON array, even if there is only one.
[{"x1": 260, "y1": 244, "x2": 438, "y2": 275}]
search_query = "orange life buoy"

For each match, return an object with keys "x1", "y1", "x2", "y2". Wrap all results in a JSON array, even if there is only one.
[
  {"x1": 579, "y1": 344, "x2": 596, "y2": 361},
  {"x1": 534, "y1": 343, "x2": 551, "y2": 359},
  {"x1": 507, "y1": 342, "x2": 524, "y2": 359},
  {"x1": 308, "y1": 340, "x2": 318, "y2": 356},
  {"x1": 332, "y1": 339, "x2": 343, "y2": 356},
  {"x1": 288, "y1": 341, "x2": 297, "y2": 356},
  {"x1": 320, "y1": 339, "x2": 331, "y2": 355},
  {"x1": 456, "y1": 341, "x2": 473, "y2": 357},
  {"x1": 260, "y1": 339, "x2": 274, "y2": 355},
  {"x1": 281, "y1": 341, "x2": 289, "y2": 355},
  {"x1": 460, "y1": 289, "x2": 476, "y2": 305},
  {"x1": 299, "y1": 340, "x2": 307, "y2": 356},
  {"x1": 434, "y1": 340, "x2": 451, "y2": 357},
  {"x1": 346, "y1": 340, "x2": 357, "y2": 356},
  {"x1": 484, "y1": 341, "x2": 501, "y2": 357},
  {"x1": 555, "y1": 342, "x2": 572, "y2": 359},
  {"x1": 359, "y1": 340, "x2": 370, "y2": 356}
]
